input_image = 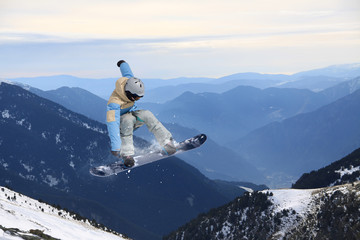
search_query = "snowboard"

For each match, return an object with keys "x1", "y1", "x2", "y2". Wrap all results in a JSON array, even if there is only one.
[{"x1": 90, "y1": 134, "x2": 207, "y2": 177}]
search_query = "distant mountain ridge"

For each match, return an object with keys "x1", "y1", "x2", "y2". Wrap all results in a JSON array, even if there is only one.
[
  {"x1": 6, "y1": 66, "x2": 360, "y2": 187},
  {"x1": 139, "y1": 77, "x2": 360, "y2": 145},
  {"x1": 320, "y1": 76, "x2": 360, "y2": 99},
  {"x1": 293, "y1": 63, "x2": 360, "y2": 78},
  {"x1": 147, "y1": 64, "x2": 360, "y2": 103},
  {"x1": 9, "y1": 63, "x2": 360, "y2": 102},
  {"x1": 28, "y1": 85, "x2": 108, "y2": 123},
  {"x1": 233, "y1": 88, "x2": 360, "y2": 187},
  {"x1": 8, "y1": 77, "x2": 360, "y2": 185}
]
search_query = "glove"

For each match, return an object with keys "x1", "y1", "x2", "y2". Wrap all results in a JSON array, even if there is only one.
[
  {"x1": 117, "y1": 60, "x2": 126, "y2": 67},
  {"x1": 111, "y1": 151, "x2": 121, "y2": 158}
]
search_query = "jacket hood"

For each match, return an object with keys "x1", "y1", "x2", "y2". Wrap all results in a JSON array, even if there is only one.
[{"x1": 108, "y1": 77, "x2": 135, "y2": 108}]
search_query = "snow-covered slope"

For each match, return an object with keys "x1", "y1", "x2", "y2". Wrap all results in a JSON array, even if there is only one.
[
  {"x1": 268, "y1": 181, "x2": 360, "y2": 239},
  {"x1": 165, "y1": 181, "x2": 360, "y2": 239},
  {"x1": 0, "y1": 186, "x2": 128, "y2": 240},
  {"x1": 267, "y1": 188, "x2": 313, "y2": 238}
]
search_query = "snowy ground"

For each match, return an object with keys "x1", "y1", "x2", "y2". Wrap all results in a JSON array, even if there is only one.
[
  {"x1": 263, "y1": 181, "x2": 360, "y2": 239},
  {"x1": 0, "y1": 186, "x2": 128, "y2": 240},
  {"x1": 268, "y1": 188, "x2": 313, "y2": 216},
  {"x1": 264, "y1": 188, "x2": 314, "y2": 238}
]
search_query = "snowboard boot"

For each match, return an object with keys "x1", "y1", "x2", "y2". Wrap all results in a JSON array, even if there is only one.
[
  {"x1": 163, "y1": 139, "x2": 177, "y2": 156},
  {"x1": 122, "y1": 155, "x2": 135, "y2": 168}
]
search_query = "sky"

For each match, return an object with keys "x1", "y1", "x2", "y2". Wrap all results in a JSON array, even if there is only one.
[{"x1": 0, "y1": 0, "x2": 359, "y2": 79}]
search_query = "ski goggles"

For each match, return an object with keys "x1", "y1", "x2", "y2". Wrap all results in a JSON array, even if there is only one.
[{"x1": 125, "y1": 91, "x2": 143, "y2": 101}]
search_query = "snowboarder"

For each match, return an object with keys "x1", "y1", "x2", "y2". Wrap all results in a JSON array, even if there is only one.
[{"x1": 106, "y1": 60, "x2": 177, "y2": 168}]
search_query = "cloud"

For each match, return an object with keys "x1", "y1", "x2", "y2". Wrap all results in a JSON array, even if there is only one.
[
  {"x1": 0, "y1": 0, "x2": 359, "y2": 78},
  {"x1": 1, "y1": 0, "x2": 359, "y2": 40}
]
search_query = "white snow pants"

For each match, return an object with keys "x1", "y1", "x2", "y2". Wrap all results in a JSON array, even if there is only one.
[{"x1": 120, "y1": 110, "x2": 172, "y2": 156}]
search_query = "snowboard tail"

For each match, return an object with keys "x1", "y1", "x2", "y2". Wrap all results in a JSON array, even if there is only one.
[{"x1": 90, "y1": 134, "x2": 207, "y2": 177}]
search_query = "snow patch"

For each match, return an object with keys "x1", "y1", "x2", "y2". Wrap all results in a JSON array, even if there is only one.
[
  {"x1": 238, "y1": 186, "x2": 254, "y2": 193},
  {"x1": 14, "y1": 118, "x2": 32, "y2": 130},
  {"x1": 55, "y1": 133, "x2": 62, "y2": 144},
  {"x1": 2, "y1": 163, "x2": 9, "y2": 169},
  {"x1": 41, "y1": 132, "x2": 48, "y2": 139},
  {"x1": 265, "y1": 188, "x2": 314, "y2": 238},
  {"x1": 22, "y1": 164, "x2": 33, "y2": 172},
  {"x1": 0, "y1": 79, "x2": 14, "y2": 85},
  {"x1": 1, "y1": 110, "x2": 11, "y2": 119},
  {"x1": 186, "y1": 194, "x2": 195, "y2": 207},
  {"x1": 219, "y1": 221, "x2": 232, "y2": 238},
  {"x1": 268, "y1": 189, "x2": 313, "y2": 216},
  {"x1": 19, "y1": 173, "x2": 35, "y2": 181},
  {"x1": 61, "y1": 173, "x2": 68, "y2": 184},
  {"x1": 43, "y1": 175, "x2": 59, "y2": 187},
  {"x1": 0, "y1": 186, "x2": 126, "y2": 240},
  {"x1": 330, "y1": 165, "x2": 360, "y2": 186},
  {"x1": 81, "y1": 122, "x2": 106, "y2": 133},
  {"x1": 16, "y1": 118, "x2": 25, "y2": 125},
  {"x1": 86, "y1": 141, "x2": 98, "y2": 150},
  {"x1": 335, "y1": 165, "x2": 360, "y2": 178},
  {"x1": 69, "y1": 161, "x2": 75, "y2": 169}
]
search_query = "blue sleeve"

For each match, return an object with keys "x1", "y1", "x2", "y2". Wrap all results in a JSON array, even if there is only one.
[
  {"x1": 106, "y1": 103, "x2": 121, "y2": 151},
  {"x1": 120, "y1": 62, "x2": 134, "y2": 78},
  {"x1": 129, "y1": 102, "x2": 138, "y2": 112}
]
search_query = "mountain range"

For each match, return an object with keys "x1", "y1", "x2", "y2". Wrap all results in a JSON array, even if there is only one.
[
  {"x1": 2, "y1": 63, "x2": 360, "y2": 239},
  {"x1": 28, "y1": 85, "x2": 108, "y2": 124},
  {"x1": 13, "y1": 81, "x2": 266, "y2": 183},
  {"x1": 9, "y1": 63, "x2": 360, "y2": 102},
  {"x1": 9, "y1": 71, "x2": 360, "y2": 187},
  {"x1": 139, "y1": 76, "x2": 360, "y2": 144},
  {"x1": 233, "y1": 88, "x2": 360, "y2": 187},
  {"x1": 165, "y1": 147, "x2": 360, "y2": 239},
  {"x1": 145, "y1": 71, "x2": 356, "y2": 104},
  {"x1": 0, "y1": 81, "x2": 266, "y2": 240}
]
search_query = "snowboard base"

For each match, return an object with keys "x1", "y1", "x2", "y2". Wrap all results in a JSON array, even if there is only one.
[{"x1": 90, "y1": 134, "x2": 207, "y2": 177}]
